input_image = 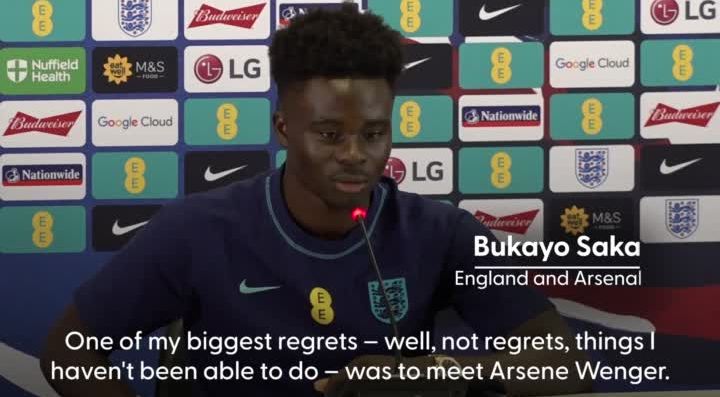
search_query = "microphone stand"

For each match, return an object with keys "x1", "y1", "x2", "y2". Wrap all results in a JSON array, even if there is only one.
[{"x1": 326, "y1": 209, "x2": 469, "y2": 397}]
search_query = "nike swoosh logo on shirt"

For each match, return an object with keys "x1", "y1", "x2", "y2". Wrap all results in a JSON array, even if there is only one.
[
  {"x1": 239, "y1": 279, "x2": 281, "y2": 294},
  {"x1": 112, "y1": 219, "x2": 149, "y2": 236},
  {"x1": 403, "y1": 57, "x2": 431, "y2": 71},
  {"x1": 478, "y1": 3, "x2": 523, "y2": 21},
  {"x1": 204, "y1": 165, "x2": 247, "y2": 182},
  {"x1": 659, "y1": 158, "x2": 702, "y2": 175}
]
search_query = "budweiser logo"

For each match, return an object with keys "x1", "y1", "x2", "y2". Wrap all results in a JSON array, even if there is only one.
[
  {"x1": 188, "y1": 3, "x2": 266, "y2": 29},
  {"x1": 645, "y1": 102, "x2": 720, "y2": 127},
  {"x1": 3, "y1": 111, "x2": 82, "y2": 137},
  {"x1": 474, "y1": 209, "x2": 540, "y2": 235}
]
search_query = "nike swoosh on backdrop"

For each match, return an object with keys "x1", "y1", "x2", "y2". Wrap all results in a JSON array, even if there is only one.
[
  {"x1": 660, "y1": 158, "x2": 703, "y2": 175},
  {"x1": 403, "y1": 57, "x2": 431, "y2": 71},
  {"x1": 239, "y1": 279, "x2": 281, "y2": 294},
  {"x1": 204, "y1": 164, "x2": 247, "y2": 182},
  {"x1": 0, "y1": 342, "x2": 61, "y2": 397},
  {"x1": 478, "y1": 3, "x2": 523, "y2": 21},
  {"x1": 112, "y1": 219, "x2": 149, "y2": 236}
]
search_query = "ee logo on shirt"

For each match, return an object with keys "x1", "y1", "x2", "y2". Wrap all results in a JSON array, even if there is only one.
[{"x1": 310, "y1": 287, "x2": 334, "y2": 325}]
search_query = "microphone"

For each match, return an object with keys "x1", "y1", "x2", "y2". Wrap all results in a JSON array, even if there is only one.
[{"x1": 351, "y1": 208, "x2": 403, "y2": 374}]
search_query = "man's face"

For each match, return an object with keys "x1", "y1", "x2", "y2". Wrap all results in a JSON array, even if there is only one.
[{"x1": 276, "y1": 77, "x2": 393, "y2": 209}]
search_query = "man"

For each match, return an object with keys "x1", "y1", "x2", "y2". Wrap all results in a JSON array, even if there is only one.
[{"x1": 41, "y1": 5, "x2": 591, "y2": 397}]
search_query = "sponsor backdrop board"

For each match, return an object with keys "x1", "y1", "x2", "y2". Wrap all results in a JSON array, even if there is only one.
[{"x1": 1, "y1": 1, "x2": 720, "y2": 396}]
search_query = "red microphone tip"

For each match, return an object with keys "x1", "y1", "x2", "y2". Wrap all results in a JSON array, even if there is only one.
[{"x1": 351, "y1": 208, "x2": 367, "y2": 221}]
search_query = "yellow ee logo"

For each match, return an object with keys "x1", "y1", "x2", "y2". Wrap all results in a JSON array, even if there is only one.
[
  {"x1": 581, "y1": 0, "x2": 603, "y2": 31},
  {"x1": 490, "y1": 47, "x2": 512, "y2": 85},
  {"x1": 32, "y1": 211, "x2": 54, "y2": 248},
  {"x1": 400, "y1": 0, "x2": 422, "y2": 33},
  {"x1": 581, "y1": 98, "x2": 603, "y2": 136},
  {"x1": 399, "y1": 100, "x2": 422, "y2": 138},
  {"x1": 672, "y1": 44, "x2": 694, "y2": 82},
  {"x1": 309, "y1": 287, "x2": 335, "y2": 325},
  {"x1": 490, "y1": 151, "x2": 512, "y2": 189},
  {"x1": 32, "y1": 0, "x2": 54, "y2": 37},
  {"x1": 124, "y1": 157, "x2": 147, "y2": 194},
  {"x1": 216, "y1": 103, "x2": 239, "y2": 141}
]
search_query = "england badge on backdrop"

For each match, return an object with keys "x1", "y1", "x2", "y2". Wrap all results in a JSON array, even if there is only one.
[
  {"x1": 665, "y1": 198, "x2": 699, "y2": 239},
  {"x1": 575, "y1": 148, "x2": 609, "y2": 189},
  {"x1": 119, "y1": 0, "x2": 152, "y2": 37}
]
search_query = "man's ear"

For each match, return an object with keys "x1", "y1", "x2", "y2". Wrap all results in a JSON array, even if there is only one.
[{"x1": 273, "y1": 111, "x2": 289, "y2": 148}]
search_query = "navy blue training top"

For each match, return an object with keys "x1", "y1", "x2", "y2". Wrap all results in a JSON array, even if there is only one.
[{"x1": 75, "y1": 166, "x2": 551, "y2": 396}]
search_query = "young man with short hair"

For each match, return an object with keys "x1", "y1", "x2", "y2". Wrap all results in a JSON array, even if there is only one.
[{"x1": 41, "y1": 5, "x2": 590, "y2": 397}]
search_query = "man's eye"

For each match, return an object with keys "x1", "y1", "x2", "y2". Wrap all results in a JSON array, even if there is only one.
[
  {"x1": 319, "y1": 131, "x2": 337, "y2": 140},
  {"x1": 366, "y1": 130, "x2": 385, "y2": 140}
]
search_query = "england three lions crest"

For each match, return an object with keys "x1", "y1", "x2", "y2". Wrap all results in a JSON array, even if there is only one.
[
  {"x1": 368, "y1": 278, "x2": 408, "y2": 324},
  {"x1": 119, "y1": 0, "x2": 152, "y2": 37},
  {"x1": 666, "y1": 199, "x2": 699, "y2": 239},
  {"x1": 576, "y1": 148, "x2": 608, "y2": 189}
]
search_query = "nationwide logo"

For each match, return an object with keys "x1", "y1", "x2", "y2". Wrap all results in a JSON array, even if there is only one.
[
  {"x1": 2, "y1": 164, "x2": 83, "y2": 186},
  {"x1": 103, "y1": 54, "x2": 133, "y2": 85},
  {"x1": 644, "y1": 102, "x2": 719, "y2": 127},
  {"x1": 474, "y1": 209, "x2": 539, "y2": 235},
  {"x1": 278, "y1": 4, "x2": 309, "y2": 27},
  {"x1": 651, "y1": 0, "x2": 680, "y2": 25},
  {"x1": 277, "y1": 3, "x2": 357, "y2": 28},
  {"x1": 462, "y1": 106, "x2": 541, "y2": 128},
  {"x1": 666, "y1": 198, "x2": 699, "y2": 239},
  {"x1": 194, "y1": 54, "x2": 223, "y2": 83},
  {"x1": 384, "y1": 157, "x2": 406, "y2": 184},
  {"x1": 560, "y1": 205, "x2": 590, "y2": 236},
  {"x1": 119, "y1": 0, "x2": 152, "y2": 37},
  {"x1": 3, "y1": 111, "x2": 81, "y2": 137},
  {"x1": 188, "y1": 3, "x2": 265, "y2": 28}
]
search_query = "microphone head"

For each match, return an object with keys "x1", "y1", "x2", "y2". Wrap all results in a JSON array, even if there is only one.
[{"x1": 351, "y1": 207, "x2": 367, "y2": 222}]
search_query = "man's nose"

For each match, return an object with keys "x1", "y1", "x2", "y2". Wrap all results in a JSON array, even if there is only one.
[{"x1": 335, "y1": 134, "x2": 367, "y2": 164}]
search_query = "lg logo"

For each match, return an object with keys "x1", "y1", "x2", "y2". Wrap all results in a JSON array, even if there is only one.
[
  {"x1": 193, "y1": 55, "x2": 262, "y2": 84},
  {"x1": 651, "y1": 0, "x2": 716, "y2": 25},
  {"x1": 384, "y1": 157, "x2": 444, "y2": 184},
  {"x1": 194, "y1": 54, "x2": 223, "y2": 83}
]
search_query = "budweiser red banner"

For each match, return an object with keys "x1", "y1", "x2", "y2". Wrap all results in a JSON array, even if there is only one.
[
  {"x1": 644, "y1": 102, "x2": 720, "y2": 127},
  {"x1": 3, "y1": 111, "x2": 82, "y2": 137},
  {"x1": 188, "y1": 3, "x2": 266, "y2": 29}
]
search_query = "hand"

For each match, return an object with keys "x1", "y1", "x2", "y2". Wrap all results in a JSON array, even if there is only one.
[{"x1": 313, "y1": 355, "x2": 436, "y2": 396}]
